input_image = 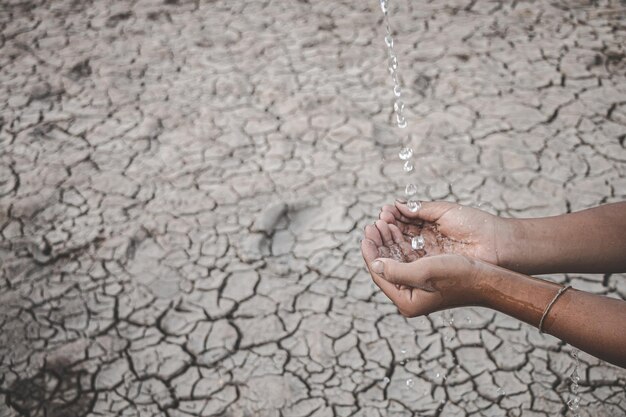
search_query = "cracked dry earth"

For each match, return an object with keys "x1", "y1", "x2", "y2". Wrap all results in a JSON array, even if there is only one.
[{"x1": 1, "y1": 0, "x2": 626, "y2": 416}]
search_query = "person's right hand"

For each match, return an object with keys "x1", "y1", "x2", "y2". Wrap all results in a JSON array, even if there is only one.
[{"x1": 379, "y1": 201, "x2": 516, "y2": 269}]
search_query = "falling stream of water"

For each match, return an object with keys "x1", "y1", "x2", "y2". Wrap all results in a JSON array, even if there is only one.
[
  {"x1": 568, "y1": 348, "x2": 582, "y2": 416},
  {"x1": 379, "y1": 0, "x2": 437, "y2": 405},
  {"x1": 380, "y1": 0, "x2": 420, "y2": 215},
  {"x1": 377, "y1": 1, "x2": 581, "y2": 415}
]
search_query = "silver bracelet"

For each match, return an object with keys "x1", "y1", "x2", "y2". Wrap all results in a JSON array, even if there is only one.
[{"x1": 539, "y1": 285, "x2": 571, "y2": 333}]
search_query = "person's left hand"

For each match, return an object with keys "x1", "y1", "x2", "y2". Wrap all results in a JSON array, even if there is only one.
[{"x1": 361, "y1": 220, "x2": 487, "y2": 317}]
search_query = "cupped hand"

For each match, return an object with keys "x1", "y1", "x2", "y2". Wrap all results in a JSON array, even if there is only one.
[
  {"x1": 361, "y1": 220, "x2": 488, "y2": 317},
  {"x1": 379, "y1": 201, "x2": 513, "y2": 268}
]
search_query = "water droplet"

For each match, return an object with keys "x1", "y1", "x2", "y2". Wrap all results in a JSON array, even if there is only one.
[
  {"x1": 389, "y1": 55, "x2": 398, "y2": 71},
  {"x1": 465, "y1": 316, "x2": 472, "y2": 324},
  {"x1": 403, "y1": 160, "x2": 414, "y2": 172},
  {"x1": 406, "y1": 378, "x2": 414, "y2": 388},
  {"x1": 391, "y1": 72, "x2": 399, "y2": 86},
  {"x1": 379, "y1": 0, "x2": 389, "y2": 14},
  {"x1": 393, "y1": 84, "x2": 402, "y2": 97},
  {"x1": 407, "y1": 200, "x2": 421, "y2": 212},
  {"x1": 398, "y1": 147, "x2": 413, "y2": 160},
  {"x1": 400, "y1": 348, "x2": 407, "y2": 355},
  {"x1": 569, "y1": 347, "x2": 582, "y2": 414},
  {"x1": 568, "y1": 397, "x2": 580, "y2": 411},
  {"x1": 405, "y1": 183, "x2": 417, "y2": 196},
  {"x1": 411, "y1": 235, "x2": 425, "y2": 250},
  {"x1": 397, "y1": 116, "x2": 407, "y2": 128},
  {"x1": 382, "y1": 376, "x2": 390, "y2": 385},
  {"x1": 394, "y1": 100, "x2": 404, "y2": 114},
  {"x1": 435, "y1": 372, "x2": 440, "y2": 379},
  {"x1": 496, "y1": 387, "x2": 506, "y2": 396},
  {"x1": 384, "y1": 35, "x2": 393, "y2": 48}
]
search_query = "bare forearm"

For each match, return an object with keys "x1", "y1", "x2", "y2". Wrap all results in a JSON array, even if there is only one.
[
  {"x1": 502, "y1": 202, "x2": 626, "y2": 274},
  {"x1": 478, "y1": 264, "x2": 626, "y2": 368}
]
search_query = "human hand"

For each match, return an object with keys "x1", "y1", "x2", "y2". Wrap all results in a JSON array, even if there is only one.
[
  {"x1": 361, "y1": 220, "x2": 488, "y2": 317},
  {"x1": 379, "y1": 201, "x2": 514, "y2": 268},
  {"x1": 361, "y1": 217, "x2": 626, "y2": 368}
]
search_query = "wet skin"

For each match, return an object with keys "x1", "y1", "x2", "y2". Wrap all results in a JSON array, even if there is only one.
[{"x1": 362, "y1": 201, "x2": 626, "y2": 368}]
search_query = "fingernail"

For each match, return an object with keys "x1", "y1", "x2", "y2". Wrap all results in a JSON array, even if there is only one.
[
  {"x1": 371, "y1": 260, "x2": 384, "y2": 275},
  {"x1": 395, "y1": 198, "x2": 407, "y2": 204}
]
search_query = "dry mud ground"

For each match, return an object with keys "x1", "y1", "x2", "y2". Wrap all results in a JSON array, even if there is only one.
[{"x1": 1, "y1": 0, "x2": 625, "y2": 416}]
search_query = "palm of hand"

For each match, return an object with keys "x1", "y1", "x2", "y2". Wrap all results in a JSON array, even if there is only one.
[
  {"x1": 365, "y1": 220, "x2": 422, "y2": 265},
  {"x1": 379, "y1": 203, "x2": 500, "y2": 266},
  {"x1": 361, "y1": 202, "x2": 501, "y2": 317},
  {"x1": 361, "y1": 220, "x2": 432, "y2": 315},
  {"x1": 362, "y1": 220, "x2": 481, "y2": 316}
]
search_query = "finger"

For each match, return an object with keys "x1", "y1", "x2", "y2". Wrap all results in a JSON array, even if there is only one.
[
  {"x1": 377, "y1": 254, "x2": 472, "y2": 289},
  {"x1": 372, "y1": 271, "x2": 411, "y2": 310},
  {"x1": 381, "y1": 204, "x2": 399, "y2": 215},
  {"x1": 389, "y1": 223, "x2": 419, "y2": 262},
  {"x1": 382, "y1": 205, "x2": 424, "y2": 238},
  {"x1": 364, "y1": 224, "x2": 383, "y2": 246},
  {"x1": 379, "y1": 204, "x2": 400, "y2": 224},
  {"x1": 382, "y1": 204, "x2": 412, "y2": 225},
  {"x1": 375, "y1": 219, "x2": 394, "y2": 247},
  {"x1": 388, "y1": 222, "x2": 411, "y2": 286},
  {"x1": 365, "y1": 224, "x2": 392, "y2": 257},
  {"x1": 379, "y1": 210, "x2": 397, "y2": 226},
  {"x1": 396, "y1": 200, "x2": 459, "y2": 222},
  {"x1": 388, "y1": 223, "x2": 406, "y2": 244},
  {"x1": 361, "y1": 238, "x2": 379, "y2": 265},
  {"x1": 362, "y1": 238, "x2": 395, "y2": 287},
  {"x1": 371, "y1": 257, "x2": 433, "y2": 289},
  {"x1": 366, "y1": 240, "x2": 440, "y2": 316},
  {"x1": 363, "y1": 240, "x2": 414, "y2": 309}
]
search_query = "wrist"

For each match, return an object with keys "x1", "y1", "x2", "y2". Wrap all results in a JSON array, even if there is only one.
[
  {"x1": 496, "y1": 217, "x2": 529, "y2": 273},
  {"x1": 472, "y1": 262, "x2": 513, "y2": 311},
  {"x1": 476, "y1": 263, "x2": 562, "y2": 327},
  {"x1": 464, "y1": 258, "x2": 500, "y2": 308}
]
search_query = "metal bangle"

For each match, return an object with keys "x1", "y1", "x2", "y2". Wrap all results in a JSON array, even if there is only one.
[{"x1": 538, "y1": 285, "x2": 571, "y2": 333}]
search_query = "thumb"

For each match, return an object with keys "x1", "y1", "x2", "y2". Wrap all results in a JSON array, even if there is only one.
[
  {"x1": 370, "y1": 258, "x2": 432, "y2": 288},
  {"x1": 395, "y1": 200, "x2": 458, "y2": 222}
]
